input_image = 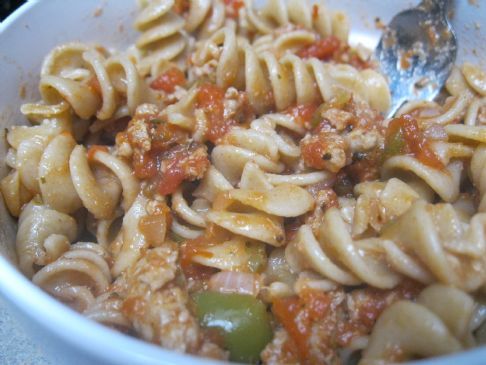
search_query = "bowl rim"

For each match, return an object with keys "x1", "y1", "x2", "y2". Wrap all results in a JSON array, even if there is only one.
[{"x1": 0, "y1": 1, "x2": 485, "y2": 365}]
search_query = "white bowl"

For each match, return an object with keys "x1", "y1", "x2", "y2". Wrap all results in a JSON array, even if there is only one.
[{"x1": 0, "y1": 1, "x2": 485, "y2": 364}]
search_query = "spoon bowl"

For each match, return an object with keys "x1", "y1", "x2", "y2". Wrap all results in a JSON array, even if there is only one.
[{"x1": 375, "y1": 0, "x2": 457, "y2": 117}]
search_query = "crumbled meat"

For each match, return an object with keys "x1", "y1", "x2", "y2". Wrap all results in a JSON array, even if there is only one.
[
  {"x1": 344, "y1": 128, "x2": 383, "y2": 154},
  {"x1": 304, "y1": 187, "x2": 339, "y2": 233},
  {"x1": 127, "y1": 116, "x2": 151, "y2": 153},
  {"x1": 124, "y1": 286, "x2": 201, "y2": 352},
  {"x1": 264, "y1": 282, "x2": 421, "y2": 365},
  {"x1": 301, "y1": 131, "x2": 348, "y2": 172},
  {"x1": 124, "y1": 243, "x2": 178, "y2": 296},
  {"x1": 118, "y1": 243, "x2": 227, "y2": 359},
  {"x1": 321, "y1": 108, "x2": 355, "y2": 131},
  {"x1": 261, "y1": 328, "x2": 300, "y2": 365},
  {"x1": 223, "y1": 87, "x2": 248, "y2": 121}
]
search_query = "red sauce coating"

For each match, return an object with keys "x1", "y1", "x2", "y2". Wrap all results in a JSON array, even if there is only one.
[
  {"x1": 87, "y1": 145, "x2": 109, "y2": 161},
  {"x1": 224, "y1": 0, "x2": 244, "y2": 18},
  {"x1": 273, "y1": 290, "x2": 331, "y2": 364},
  {"x1": 385, "y1": 114, "x2": 444, "y2": 170},
  {"x1": 285, "y1": 103, "x2": 318, "y2": 128},
  {"x1": 297, "y1": 36, "x2": 373, "y2": 70},
  {"x1": 156, "y1": 144, "x2": 210, "y2": 196},
  {"x1": 180, "y1": 236, "x2": 214, "y2": 279},
  {"x1": 297, "y1": 36, "x2": 342, "y2": 61},
  {"x1": 197, "y1": 83, "x2": 237, "y2": 143},
  {"x1": 273, "y1": 282, "x2": 422, "y2": 364},
  {"x1": 87, "y1": 76, "x2": 102, "y2": 96},
  {"x1": 300, "y1": 132, "x2": 345, "y2": 172},
  {"x1": 150, "y1": 67, "x2": 186, "y2": 93}
]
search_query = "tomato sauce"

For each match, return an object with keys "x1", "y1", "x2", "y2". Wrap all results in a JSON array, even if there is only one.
[
  {"x1": 297, "y1": 35, "x2": 372, "y2": 70},
  {"x1": 122, "y1": 296, "x2": 146, "y2": 318},
  {"x1": 197, "y1": 83, "x2": 237, "y2": 143},
  {"x1": 297, "y1": 36, "x2": 342, "y2": 61},
  {"x1": 133, "y1": 150, "x2": 158, "y2": 179},
  {"x1": 336, "y1": 281, "x2": 422, "y2": 346},
  {"x1": 87, "y1": 75, "x2": 102, "y2": 96},
  {"x1": 284, "y1": 103, "x2": 318, "y2": 128},
  {"x1": 224, "y1": 0, "x2": 244, "y2": 19},
  {"x1": 150, "y1": 67, "x2": 186, "y2": 93},
  {"x1": 272, "y1": 290, "x2": 331, "y2": 364},
  {"x1": 301, "y1": 132, "x2": 345, "y2": 172},
  {"x1": 156, "y1": 144, "x2": 210, "y2": 196},
  {"x1": 180, "y1": 235, "x2": 217, "y2": 281},
  {"x1": 384, "y1": 114, "x2": 444, "y2": 170}
]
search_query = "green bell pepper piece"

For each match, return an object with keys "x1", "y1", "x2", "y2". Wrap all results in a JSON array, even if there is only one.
[{"x1": 194, "y1": 291, "x2": 273, "y2": 364}]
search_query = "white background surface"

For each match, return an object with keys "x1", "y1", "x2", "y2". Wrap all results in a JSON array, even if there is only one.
[{"x1": 0, "y1": 296, "x2": 50, "y2": 364}]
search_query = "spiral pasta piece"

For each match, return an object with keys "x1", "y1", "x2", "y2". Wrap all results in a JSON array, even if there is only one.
[
  {"x1": 287, "y1": 197, "x2": 486, "y2": 291},
  {"x1": 170, "y1": 187, "x2": 208, "y2": 239},
  {"x1": 244, "y1": 0, "x2": 349, "y2": 41},
  {"x1": 133, "y1": 0, "x2": 189, "y2": 76},
  {"x1": 16, "y1": 199, "x2": 77, "y2": 277},
  {"x1": 211, "y1": 113, "x2": 306, "y2": 184},
  {"x1": 361, "y1": 285, "x2": 476, "y2": 364},
  {"x1": 207, "y1": 181, "x2": 314, "y2": 246},
  {"x1": 32, "y1": 242, "x2": 111, "y2": 311},
  {"x1": 470, "y1": 144, "x2": 486, "y2": 212},
  {"x1": 192, "y1": 26, "x2": 390, "y2": 114},
  {"x1": 381, "y1": 140, "x2": 473, "y2": 202},
  {"x1": 399, "y1": 63, "x2": 486, "y2": 128},
  {"x1": 381, "y1": 200, "x2": 486, "y2": 291},
  {"x1": 112, "y1": 194, "x2": 171, "y2": 276},
  {"x1": 184, "y1": 0, "x2": 226, "y2": 38},
  {"x1": 40, "y1": 43, "x2": 143, "y2": 120}
]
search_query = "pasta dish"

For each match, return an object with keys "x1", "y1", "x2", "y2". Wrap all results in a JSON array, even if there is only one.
[{"x1": 2, "y1": 0, "x2": 486, "y2": 363}]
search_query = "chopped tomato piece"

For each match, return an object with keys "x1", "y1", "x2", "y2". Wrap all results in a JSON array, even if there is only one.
[
  {"x1": 384, "y1": 114, "x2": 444, "y2": 170},
  {"x1": 301, "y1": 132, "x2": 346, "y2": 172},
  {"x1": 180, "y1": 236, "x2": 215, "y2": 280},
  {"x1": 285, "y1": 103, "x2": 318, "y2": 128},
  {"x1": 150, "y1": 67, "x2": 186, "y2": 93},
  {"x1": 197, "y1": 83, "x2": 236, "y2": 143},
  {"x1": 297, "y1": 36, "x2": 341, "y2": 60},
  {"x1": 224, "y1": 0, "x2": 244, "y2": 18},
  {"x1": 272, "y1": 290, "x2": 331, "y2": 364},
  {"x1": 132, "y1": 150, "x2": 158, "y2": 179},
  {"x1": 157, "y1": 143, "x2": 210, "y2": 196}
]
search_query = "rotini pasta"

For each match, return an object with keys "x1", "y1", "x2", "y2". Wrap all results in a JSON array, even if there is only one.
[
  {"x1": 191, "y1": 24, "x2": 390, "y2": 113},
  {"x1": 361, "y1": 284, "x2": 477, "y2": 364},
  {"x1": 243, "y1": 0, "x2": 349, "y2": 41},
  {"x1": 2, "y1": 1, "x2": 486, "y2": 365}
]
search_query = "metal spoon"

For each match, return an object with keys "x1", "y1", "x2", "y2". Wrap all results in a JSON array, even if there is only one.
[{"x1": 375, "y1": 0, "x2": 457, "y2": 118}]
